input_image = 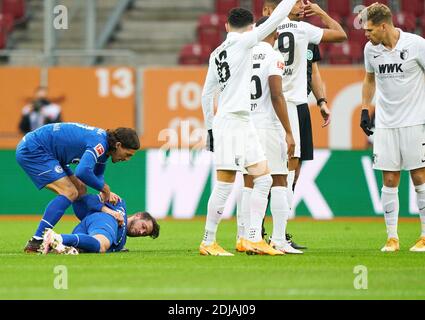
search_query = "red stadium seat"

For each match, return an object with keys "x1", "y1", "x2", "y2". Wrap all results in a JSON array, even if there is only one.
[
  {"x1": 252, "y1": 0, "x2": 263, "y2": 19},
  {"x1": 1, "y1": 0, "x2": 26, "y2": 21},
  {"x1": 393, "y1": 12, "x2": 417, "y2": 32},
  {"x1": 215, "y1": 0, "x2": 240, "y2": 16},
  {"x1": 178, "y1": 43, "x2": 211, "y2": 65},
  {"x1": 420, "y1": 14, "x2": 425, "y2": 36},
  {"x1": 327, "y1": 41, "x2": 362, "y2": 65},
  {"x1": 400, "y1": 0, "x2": 424, "y2": 18},
  {"x1": 197, "y1": 14, "x2": 226, "y2": 50},
  {"x1": 327, "y1": 0, "x2": 352, "y2": 19},
  {"x1": 0, "y1": 13, "x2": 14, "y2": 32},
  {"x1": 363, "y1": 0, "x2": 388, "y2": 7},
  {"x1": 305, "y1": 15, "x2": 326, "y2": 28},
  {"x1": 0, "y1": 25, "x2": 7, "y2": 49}
]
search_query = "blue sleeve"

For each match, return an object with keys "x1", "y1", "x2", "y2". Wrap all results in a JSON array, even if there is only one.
[
  {"x1": 73, "y1": 194, "x2": 104, "y2": 221},
  {"x1": 75, "y1": 150, "x2": 105, "y2": 191},
  {"x1": 94, "y1": 162, "x2": 106, "y2": 177},
  {"x1": 63, "y1": 165, "x2": 74, "y2": 177}
]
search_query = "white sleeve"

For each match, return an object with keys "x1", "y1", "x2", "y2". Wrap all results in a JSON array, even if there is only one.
[
  {"x1": 364, "y1": 44, "x2": 374, "y2": 73},
  {"x1": 415, "y1": 35, "x2": 425, "y2": 71},
  {"x1": 303, "y1": 22, "x2": 324, "y2": 45},
  {"x1": 201, "y1": 59, "x2": 219, "y2": 130},
  {"x1": 240, "y1": 0, "x2": 297, "y2": 48},
  {"x1": 268, "y1": 53, "x2": 285, "y2": 77}
]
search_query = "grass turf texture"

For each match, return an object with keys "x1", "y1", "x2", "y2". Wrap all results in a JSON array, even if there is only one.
[{"x1": 0, "y1": 218, "x2": 424, "y2": 300}]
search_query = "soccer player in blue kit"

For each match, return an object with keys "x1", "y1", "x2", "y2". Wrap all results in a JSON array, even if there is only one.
[
  {"x1": 39, "y1": 193, "x2": 160, "y2": 254},
  {"x1": 15, "y1": 122, "x2": 140, "y2": 253}
]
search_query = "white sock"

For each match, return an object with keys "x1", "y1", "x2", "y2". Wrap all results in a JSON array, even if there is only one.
[
  {"x1": 203, "y1": 181, "x2": 234, "y2": 245},
  {"x1": 240, "y1": 187, "x2": 252, "y2": 239},
  {"x1": 287, "y1": 170, "x2": 295, "y2": 212},
  {"x1": 381, "y1": 186, "x2": 399, "y2": 239},
  {"x1": 270, "y1": 187, "x2": 290, "y2": 245},
  {"x1": 415, "y1": 183, "x2": 425, "y2": 237},
  {"x1": 248, "y1": 174, "x2": 272, "y2": 242},
  {"x1": 236, "y1": 185, "x2": 244, "y2": 239}
]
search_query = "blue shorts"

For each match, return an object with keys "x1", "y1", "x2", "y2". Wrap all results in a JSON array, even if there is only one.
[
  {"x1": 72, "y1": 213, "x2": 118, "y2": 246},
  {"x1": 15, "y1": 137, "x2": 71, "y2": 190}
]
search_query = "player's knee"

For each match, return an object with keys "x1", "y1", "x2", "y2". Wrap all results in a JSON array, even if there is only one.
[
  {"x1": 76, "y1": 184, "x2": 87, "y2": 199},
  {"x1": 63, "y1": 187, "x2": 79, "y2": 202},
  {"x1": 254, "y1": 173, "x2": 273, "y2": 190}
]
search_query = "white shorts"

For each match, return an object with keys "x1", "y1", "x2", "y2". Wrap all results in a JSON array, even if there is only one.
[
  {"x1": 213, "y1": 114, "x2": 267, "y2": 171},
  {"x1": 373, "y1": 124, "x2": 425, "y2": 171},
  {"x1": 256, "y1": 127, "x2": 289, "y2": 175},
  {"x1": 287, "y1": 101, "x2": 301, "y2": 159}
]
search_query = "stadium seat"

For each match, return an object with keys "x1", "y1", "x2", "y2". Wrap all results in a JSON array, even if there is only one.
[
  {"x1": 400, "y1": 0, "x2": 424, "y2": 18},
  {"x1": 178, "y1": 43, "x2": 211, "y2": 65},
  {"x1": 420, "y1": 14, "x2": 425, "y2": 36},
  {"x1": 305, "y1": 15, "x2": 326, "y2": 28},
  {"x1": 0, "y1": 13, "x2": 14, "y2": 32},
  {"x1": 0, "y1": 25, "x2": 7, "y2": 49},
  {"x1": 215, "y1": 0, "x2": 240, "y2": 16},
  {"x1": 1, "y1": 0, "x2": 26, "y2": 21},
  {"x1": 327, "y1": 41, "x2": 362, "y2": 65},
  {"x1": 327, "y1": 0, "x2": 351, "y2": 19},
  {"x1": 393, "y1": 12, "x2": 417, "y2": 33},
  {"x1": 252, "y1": 0, "x2": 263, "y2": 19},
  {"x1": 197, "y1": 14, "x2": 226, "y2": 50},
  {"x1": 363, "y1": 0, "x2": 388, "y2": 6}
]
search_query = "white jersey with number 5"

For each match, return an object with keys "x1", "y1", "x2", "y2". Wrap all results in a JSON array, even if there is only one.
[
  {"x1": 201, "y1": 0, "x2": 297, "y2": 130},
  {"x1": 275, "y1": 18, "x2": 323, "y2": 105},
  {"x1": 364, "y1": 29, "x2": 425, "y2": 129},
  {"x1": 251, "y1": 41, "x2": 286, "y2": 129}
]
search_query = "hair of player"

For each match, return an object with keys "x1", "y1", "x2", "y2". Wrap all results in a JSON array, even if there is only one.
[
  {"x1": 138, "y1": 211, "x2": 160, "y2": 239},
  {"x1": 107, "y1": 127, "x2": 140, "y2": 151},
  {"x1": 365, "y1": 2, "x2": 393, "y2": 25},
  {"x1": 227, "y1": 8, "x2": 254, "y2": 29},
  {"x1": 263, "y1": 0, "x2": 281, "y2": 9},
  {"x1": 255, "y1": 16, "x2": 269, "y2": 27}
]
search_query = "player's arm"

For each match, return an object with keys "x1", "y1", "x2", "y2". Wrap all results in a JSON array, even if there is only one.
[
  {"x1": 304, "y1": 1, "x2": 347, "y2": 43},
  {"x1": 269, "y1": 75, "x2": 295, "y2": 159},
  {"x1": 311, "y1": 62, "x2": 331, "y2": 127},
  {"x1": 415, "y1": 35, "x2": 425, "y2": 73},
  {"x1": 201, "y1": 61, "x2": 219, "y2": 151},
  {"x1": 74, "y1": 150, "x2": 109, "y2": 197},
  {"x1": 360, "y1": 72, "x2": 376, "y2": 136},
  {"x1": 242, "y1": 0, "x2": 297, "y2": 47}
]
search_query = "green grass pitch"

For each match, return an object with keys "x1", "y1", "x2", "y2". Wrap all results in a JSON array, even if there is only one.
[{"x1": 0, "y1": 218, "x2": 424, "y2": 300}]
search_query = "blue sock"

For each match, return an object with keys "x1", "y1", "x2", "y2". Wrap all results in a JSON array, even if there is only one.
[
  {"x1": 34, "y1": 195, "x2": 72, "y2": 238},
  {"x1": 62, "y1": 234, "x2": 101, "y2": 253}
]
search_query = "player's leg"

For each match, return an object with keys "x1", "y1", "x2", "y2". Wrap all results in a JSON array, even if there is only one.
[
  {"x1": 374, "y1": 127, "x2": 401, "y2": 252},
  {"x1": 410, "y1": 168, "x2": 425, "y2": 251},
  {"x1": 68, "y1": 175, "x2": 87, "y2": 199},
  {"x1": 236, "y1": 173, "x2": 253, "y2": 252}
]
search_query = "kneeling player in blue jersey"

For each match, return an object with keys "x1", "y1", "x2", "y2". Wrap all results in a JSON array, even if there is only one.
[
  {"x1": 15, "y1": 122, "x2": 140, "y2": 253},
  {"x1": 39, "y1": 193, "x2": 160, "y2": 254}
]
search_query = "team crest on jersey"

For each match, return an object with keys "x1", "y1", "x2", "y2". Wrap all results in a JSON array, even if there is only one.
[
  {"x1": 307, "y1": 49, "x2": 313, "y2": 61},
  {"x1": 54, "y1": 165, "x2": 63, "y2": 174},
  {"x1": 235, "y1": 155, "x2": 241, "y2": 167},
  {"x1": 277, "y1": 61, "x2": 285, "y2": 70},
  {"x1": 400, "y1": 49, "x2": 409, "y2": 60},
  {"x1": 94, "y1": 143, "x2": 105, "y2": 157},
  {"x1": 372, "y1": 154, "x2": 377, "y2": 165}
]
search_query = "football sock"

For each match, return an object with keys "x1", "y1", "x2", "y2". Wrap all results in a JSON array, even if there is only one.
[
  {"x1": 238, "y1": 187, "x2": 252, "y2": 239},
  {"x1": 34, "y1": 195, "x2": 73, "y2": 239},
  {"x1": 203, "y1": 181, "x2": 234, "y2": 245},
  {"x1": 270, "y1": 187, "x2": 290, "y2": 245},
  {"x1": 62, "y1": 234, "x2": 101, "y2": 253},
  {"x1": 414, "y1": 183, "x2": 425, "y2": 237},
  {"x1": 381, "y1": 186, "x2": 399, "y2": 239},
  {"x1": 248, "y1": 174, "x2": 273, "y2": 242},
  {"x1": 287, "y1": 170, "x2": 295, "y2": 212}
]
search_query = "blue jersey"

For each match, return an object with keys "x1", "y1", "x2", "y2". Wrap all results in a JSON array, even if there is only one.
[
  {"x1": 16, "y1": 123, "x2": 109, "y2": 190},
  {"x1": 72, "y1": 194, "x2": 127, "y2": 252}
]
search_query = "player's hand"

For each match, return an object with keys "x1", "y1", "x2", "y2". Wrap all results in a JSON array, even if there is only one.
[
  {"x1": 100, "y1": 183, "x2": 111, "y2": 203},
  {"x1": 286, "y1": 133, "x2": 295, "y2": 159},
  {"x1": 303, "y1": 0, "x2": 326, "y2": 17},
  {"x1": 360, "y1": 109, "x2": 374, "y2": 136},
  {"x1": 206, "y1": 129, "x2": 214, "y2": 152},
  {"x1": 112, "y1": 211, "x2": 124, "y2": 227},
  {"x1": 319, "y1": 103, "x2": 331, "y2": 127},
  {"x1": 108, "y1": 192, "x2": 121, "y2": 205}
]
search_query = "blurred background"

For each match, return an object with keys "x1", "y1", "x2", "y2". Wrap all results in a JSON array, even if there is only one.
[{"x1": 0, "y1": 0, "x2": 424, "y2": 220}]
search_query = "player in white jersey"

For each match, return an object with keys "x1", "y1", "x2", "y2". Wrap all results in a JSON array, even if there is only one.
[
  {"x1": 360, "y1": 3, "x2": 425, "y2": 253},
  {"x1": 260, "y1": 0, "x2": 346, "y2": 244},
  {"x1": 200, "y1": 1, "x2": 297, "y2": 256},
  {"x1": 235, "y1": 16, "x2": 301, "y2": 254}
]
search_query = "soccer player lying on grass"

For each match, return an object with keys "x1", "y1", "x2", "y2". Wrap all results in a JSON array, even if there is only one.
[{"x1": 39, "y1": 194, "x2": 160, "y2": 254}]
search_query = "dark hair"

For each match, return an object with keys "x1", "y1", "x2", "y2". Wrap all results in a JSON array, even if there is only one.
[
  {"x1": 107, "y1": 128, "x2": 140, "y2": 152},
  {"x1": 139, "y1": 212, "x2": 160, "y2": 239},
  {"x1": 256, "y1": 16, "x2": 269, "y2": 27},
  {"x1": 227, "y1": 8, "x2": 254, "y2": 29}
]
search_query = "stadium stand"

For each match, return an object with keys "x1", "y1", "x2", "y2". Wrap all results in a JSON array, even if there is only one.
[{"x1": 178, "y1": 42, "x2": 211, "y2": 65}]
